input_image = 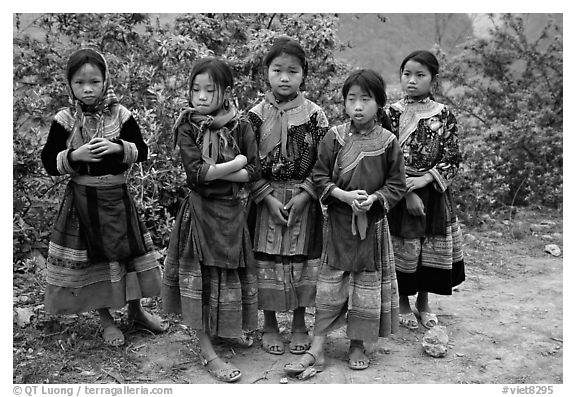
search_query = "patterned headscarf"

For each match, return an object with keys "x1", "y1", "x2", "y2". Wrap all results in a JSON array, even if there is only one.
[
  {"x1": 172, "y1": 106, "x2": 239, "y2": 165},
  {"x1": 65, "y1": 49, "x2": 123, "y2": 150},
  {"x1": 258, "y1": 91, "x2": 304, "y2": 160}
]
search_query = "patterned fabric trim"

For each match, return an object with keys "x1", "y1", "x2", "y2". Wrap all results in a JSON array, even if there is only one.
[
  {"x1": 320, "y1": 182, "x2": 337, "y2": 203},
  {"x1": 45, "y1": 250, "x2": 159, "y2": 288},
  {"x1": 54, "y1": 106, "x2": 132, "y2": 145},
  {"x1": 392, "y1": 221, "x2": 463, "y2": 273},
  {"x1": 250, "y1": 180, "x2": 274, "y2": 204},
  {"x1": 121, "y1": 140, "x2": 138, "y2": 164},
  {"x1": 56, "y1": 149, "x2": 76, "y2": 175},
  {"x1": 406, "y1": 166, "x2": 448, "y2": 193},
  {"x1": 333, "y1": 124, "x2": 396, "y2": 177},
  {"x1": 391, "y1": 99, "x2": 444, "y2": 147},
  {"x1": 374, "y1": 190, "x2": 390, "y2": 212},
  {"x1": 300, "y1": 177, "x2": 317, "y2": 200}
]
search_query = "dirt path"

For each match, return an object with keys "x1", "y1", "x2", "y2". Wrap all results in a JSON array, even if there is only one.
[{"x1": 13, "y1": 208, "x2": 564, "y2": 385}]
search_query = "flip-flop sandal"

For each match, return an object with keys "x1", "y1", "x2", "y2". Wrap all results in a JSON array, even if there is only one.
[
  {"x1": 399, "y1": 312, "x2": 419, "y2": 330},
  {"x1": 418, "y1": 311, "x2": 438, "y2": 329},
  {"x1": 289, "y1": 331, "x2": 311, "y2": 354},
  {"x1": 348, "y1": 346, "x2": 369, "y2": 370},
  {"x1": 261, "y1": 332, "x2": 285, "y2": 355},
  {"x1": 284, "y1": 351, "x2": 325, "y2": 376},
  {"x1": 102, "y1": 324, "x2": 125, "y2": 347},
  {"x1": 203, "y1": 356, "x2": 242, "y2": 383}
]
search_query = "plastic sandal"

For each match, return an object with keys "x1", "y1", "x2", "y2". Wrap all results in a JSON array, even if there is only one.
[
  {"x1": 399, "y1": 312, "x2": 419, "y2": 330},
  {"x1": 203, "y1": 356, "x2": 242, "y2": 383},
  {"x1": 284, "y1": 351, "x2": 325, "y2": 376},
  {"x1": 418, "y1": 311, "x2": 438, "y2": 329}
]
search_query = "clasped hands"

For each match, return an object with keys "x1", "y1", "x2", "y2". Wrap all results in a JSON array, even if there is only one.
[
  {"x1": 70, "y1": 137, "x2": 123, "y2": 162},
  {"x1": 264, "y1": 190, "x2": 311, "y2": 227},
  {"x1": 340, "y1": 190, "x2": 376, "y2": 214}
]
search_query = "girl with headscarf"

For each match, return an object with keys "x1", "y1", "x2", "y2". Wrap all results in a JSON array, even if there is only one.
[{"x1": 41, "y1": 48, "x2": 167, "y2": 347}]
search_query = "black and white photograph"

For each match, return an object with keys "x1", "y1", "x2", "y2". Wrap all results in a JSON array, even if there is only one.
[{"x1": 10, "y1": 4, "x2": 568, "y2": 394}]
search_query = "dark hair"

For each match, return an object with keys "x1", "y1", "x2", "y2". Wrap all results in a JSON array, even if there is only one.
[
  {"x1": 399, "y1": 50, "x2": 440, "y2": 77},
  {"x1": 342, "y1": 69, "x2": 391, "y2": 129},
  {"x1": 263, "y1": 37, "x2": 308, "y2": 86},
  {"x1": 66, "y1": 48, "x2": 106, "y2": 84},
  {"x1": 188, "y1": 57, "x2": 234, "y2": 106}
]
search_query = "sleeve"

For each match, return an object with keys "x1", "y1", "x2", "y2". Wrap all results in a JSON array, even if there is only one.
[
  {"x1": 385, "y1": 105, "x2": 400, "y2": 139},
  {"x1": 311, "y1": 127, "x2": 339, "y2": 205},
  {"x1": 41, "y1": 120, "x2": 77, "y2": 176},
  {"x1": 247, "y1": 109, "x2": 274, "y2": 203},
  {"x1": 427, "y1": 108, "x2": 462, "y2": 192},
  {"x1": 177, "y1": 123, "x2": 211, "y2": 188},
  {"x1": 373, "y1": 136, "x2": 407, "y2": 213},
  {"x1": 115, "y1": 115, "x2": 148, "y2": 164},
  {"x1": 238, "y1": 120, "x2": 262, "y2": 182},
  {"x1": 300, "y1": 109, "x2": 330, "y2": 200}
]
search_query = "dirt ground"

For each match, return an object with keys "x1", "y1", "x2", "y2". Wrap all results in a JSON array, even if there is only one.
[{"x1": 13, "y1": 207, "x2": 564, "y2": 386}]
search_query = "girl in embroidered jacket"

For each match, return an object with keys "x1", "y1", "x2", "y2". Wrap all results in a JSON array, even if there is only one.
[
  {"x1": 247, "y1": 37, "x2": 329, "y2": 356},
  {"x1": 162, "y1": 58, "x2": 261, "y2": 383},
  {"x1": 284, "y1": 69, "x2": 405, "y2": 375},
  {"x1": 40, "y1": 48, "x2": 167, "y2": 347},
  {"x1": 386, "y1": 50, "x2": 465, "y2": 331}
]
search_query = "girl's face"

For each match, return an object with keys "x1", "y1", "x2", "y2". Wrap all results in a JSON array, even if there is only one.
[
  {"x1": 267, "y1": 53, "x2": 304, "y2": 101},
  {"x1": 401, "y1": 60, "x2": 436, "y2": 100},
  {"x1": 70, "y1": 63, "x2": 104, "y2": 106},
  {"x1": 191, "y1": 72, "x2": 226, "y2": 115},
  {"x1": 345, "y1": 84, "x2": 378, "y2": 131}
]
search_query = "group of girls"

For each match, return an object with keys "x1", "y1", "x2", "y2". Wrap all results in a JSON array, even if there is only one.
[{"x1": 41, "y1": 37, "x2": 464, "y2": 383}]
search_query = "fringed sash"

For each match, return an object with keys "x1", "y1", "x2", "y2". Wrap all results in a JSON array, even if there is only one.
[{"x1": 172, "y1": 107, "x2": 238, "y2": 164}]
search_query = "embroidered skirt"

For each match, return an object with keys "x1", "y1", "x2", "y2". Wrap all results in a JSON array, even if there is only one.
[
  {"x1": 44, "y1": 180, "x2": 162, "y2": 315},
  {"x1": 248, "y1": 181, "x2": 323, "y2": 311},
  {"x1": 313, "y1": 218, "x2": 399, "y2": 342},
  {"x1": 162, "y1": 192, "x2": 258, "y2": 337},
  {"x1": 388, "y1": 186, "x2": 465, "y2": 296}
]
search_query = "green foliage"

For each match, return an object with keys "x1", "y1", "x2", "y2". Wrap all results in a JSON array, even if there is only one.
[
  {"x1": 12, "y1": 13, "x2": 351, "y2": 265},
  {"x1": 435, "y1": 14, "x2": 563, "y2": 217}
]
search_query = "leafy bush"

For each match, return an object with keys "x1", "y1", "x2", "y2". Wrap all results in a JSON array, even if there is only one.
[
  {"x1": 435, "y1": 14, "x2": 563, "y2": 217},
  {"x1": 13, "y1": 13, "x2": 563, "y2": 266},
  {"x1": 12, "y1": 13, "x2": 351, "y2": 266}
]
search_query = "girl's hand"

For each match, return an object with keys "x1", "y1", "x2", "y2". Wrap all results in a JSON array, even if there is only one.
[
  {"x1": 70, "y1": 142, "x2": 103, "y2": 163},
  {"x1": 88, "y1": 137, "x2": 122, "y2": 158},
  {"x1": 284, "y1": 191, "x2": 311, "y2": 227},
  {"x1": 338, "y1": 189, "x2": 369, "y2": 207},
  {"x1": 234, "y1": 154, "x2": 248, "y2": 169},
  {"x1": 406, "y1": 174, "x2": 433, "y2": 193},
  {"x1": 263, "y1": 194, "x2": 288, "y2": 226},
  {"x1": 353, "y1": 194, "x2": 377, "y2": 213},
  {"x1": 405, "y1": 192, "x2": 425, "y2": 217}
]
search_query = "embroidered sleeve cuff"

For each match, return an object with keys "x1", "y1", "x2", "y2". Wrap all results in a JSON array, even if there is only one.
[
  {"x1": 374, "y1": 191, "x2": 390, "y2": 213},
  {"x1": 56, "y1": 149, "x2": 77, "y2": 175},
  {"x1": 250, "y1": 181, "x2": 274, "y2": 204},
  {"x1": 300, "y1": 178, "x2": 318, "y2": 200},
  {"x1": 121, "y1": 140, "x2": 139, "y2": 164},
  {"x1": 320, "y1": 183, "x2": 336, "y2": 204},
  {"x1": 428, "y1": 168, "x2": 448, "y2": 192}
]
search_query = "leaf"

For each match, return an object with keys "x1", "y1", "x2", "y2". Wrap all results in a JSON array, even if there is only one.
[{"x1": 14, "y1": 307, "x2": 35, "y2": 328}]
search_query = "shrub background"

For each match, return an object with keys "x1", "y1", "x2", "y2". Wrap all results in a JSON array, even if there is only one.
[{"x1": 12, "y1": 13, "x2": 563, "y2": 267}]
